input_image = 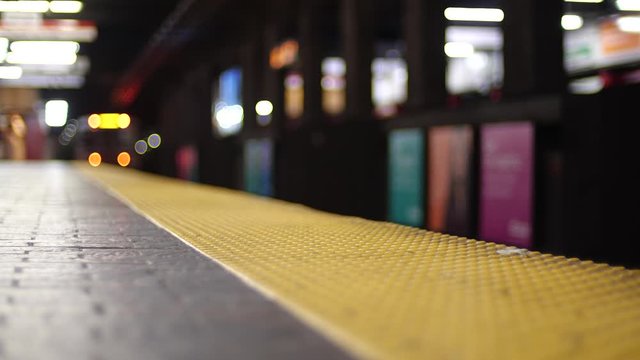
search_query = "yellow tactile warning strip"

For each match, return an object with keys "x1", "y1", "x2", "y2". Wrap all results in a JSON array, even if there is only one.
[{"x1": 77, "y1": 164, "x2": 640, "y2": 360}]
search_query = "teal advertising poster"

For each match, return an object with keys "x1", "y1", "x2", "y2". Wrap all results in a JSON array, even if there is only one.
[
  {"x1": 244, "y1": 138, "x2": 274, "y2": 197},
  {"x1": 388, "y1": 128, "x2": 424, "y2": 227}
]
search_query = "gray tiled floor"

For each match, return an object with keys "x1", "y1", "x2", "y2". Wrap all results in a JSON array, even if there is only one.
[{"x1": 0, "y1": 162, "x2": 351, "y2": 360}]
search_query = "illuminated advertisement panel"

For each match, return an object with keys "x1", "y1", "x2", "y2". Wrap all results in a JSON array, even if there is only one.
[
  {"x1": 388, "y1": 128, "x2": 424, "y2": 227},
  {"x1": 372, "y1": 57, "x2": 407, "y2": 118},
  {"x1": 244, "y1": 138, "x2": 274, "y2": 197},
  {"x1": 479, "y1": 122, "x2": 534, "y2": 248},
  {"x1": 427, "y1": 125, "x2": 474, "y2": 237},
  {"x1": 212, "y1": 67, "x2": 243, "y2": 137},
  {"x1": 445, "y1": 26, "x2": 504, "y2": 96},
  {"x1": 321, "y1": 57, "x2": 346, "y2": 116},
  {"x1": 565, "y1": 17, "x2": 640, "y2": 73},
  {"x1": 284, "y1": 71, "x2": 304, "y2": 120}
]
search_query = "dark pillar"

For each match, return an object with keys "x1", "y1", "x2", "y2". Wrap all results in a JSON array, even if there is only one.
[
  {"x1": 263, "y1": 21, "x2": 284, "y2": 132},
  {"x1": 299, "y1": 0, "x2": 323, "y2": 124},
  {"x1": 241, "y1": 42, "x2": 261, "y2": 135},
  {"x1": 240, "y1": 1, "x2": 267, "y2": 136},
  {"x1": 404, "y1": 0, "x2": 447, "y2": 110},
  {"x1": 342, "y1": 0, "x2": 373, "y2": 120},
  {"x1": 191, "y1": 65, "x2": 216, "y2": 184},
  {"x1": 502, "y1": 0, "x2": 565, "y2": 97}
]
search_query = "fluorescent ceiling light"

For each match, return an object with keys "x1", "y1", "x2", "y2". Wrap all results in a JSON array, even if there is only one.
[
  {"x1": 444, "y1": 7, "x2": 504, "y2": 22},
  {"x1": 0, "y1": 73, "x2": 84, "y2": 88},
  {"x1": 0, "y1": 37, "x2": 8, "y2": 61},
  {"x1": 6, "y1": 51, "x2": 77, "y2": 65},
  {"x1": 45, "y1": 100, "x2": 69, "y2": 127},
  {"x1": 7, "y1": 41, "x2": 79, "y2": 65},
  {"x1": 565, "y1": 0, "x2": 603, "y2": 3},
  {"x1": 446, "y1": 26, "x2": 503, "y2": 50},
  {"x1": 617, "y1": 16, "x2": 640, "y2": 32},
  {"x1": 322, "y1": 57, "x2": 346, "y2": 76},
  {"x1": 0, "y1": 20, "x2": 98, "y2": 42},
  {"x1": 562, "y1": 15, "x2": 584, "y2": 30},
  {"x1": 0, "y1": 65, "x2": 22, "y2": 79},
  {"x1": 617, "y1": 0, "x2": 640, "y2": 10},
  {"x1": 445, "y1": 42, "x2": 475, "y2": 58},
  {"x1": 0, "y1": 1, "x2": 49, "y2": 12},
  {"x1": 49, "y1": 1, "x2": 83, "y2": 13},
  {"x1": 10, "y1": 40, "x2": 80, "y2": 53},
  {"x1": 569, "y1": 76, "x2": 604, "y2": 94},
  {"x1": 18, "y1": 55, "x2": 89, "y2": 76}
]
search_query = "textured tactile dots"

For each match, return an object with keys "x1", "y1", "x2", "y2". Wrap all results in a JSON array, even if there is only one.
[
  {"x1": 0, "y1": 163, "x2": 351, "y2": 360},
  {"x1": 78, "y1": 163, "x2": 640, "y2": 360}
]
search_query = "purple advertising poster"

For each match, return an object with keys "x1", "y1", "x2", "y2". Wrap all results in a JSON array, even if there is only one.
[{"x1": 479, "y1": 122, "x2": 534, "y2": 248}]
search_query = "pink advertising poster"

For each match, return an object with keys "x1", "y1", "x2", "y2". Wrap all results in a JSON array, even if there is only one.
[{"x1": 479, "y1": 122, "x2": 534, "y2": 248}]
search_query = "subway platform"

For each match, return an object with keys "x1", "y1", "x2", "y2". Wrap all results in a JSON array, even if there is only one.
[{"x1": 1, "y1": 162, "x2": 639, "y2": 360}]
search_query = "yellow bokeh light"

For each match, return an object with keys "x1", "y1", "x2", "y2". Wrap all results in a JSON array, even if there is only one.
[
  {"x1": 117, "y1": 152, "x2": 131, "y2": 167},
  {"x1": 118, "y1": 113, "x2": 131, "y2": 129},
  {"x1": 88, "y1": 152, "x2": 101, "y2": 167},
  {"x1": 87, "y1": 114, "x2": 101, "y2": 129},
  {"x1": 98, "y1": 113, "x2": 119, "y2": 129}
]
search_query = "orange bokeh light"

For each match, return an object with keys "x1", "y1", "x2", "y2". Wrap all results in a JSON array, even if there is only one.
[
  {"x1": 88, "y1": 152, "x2": 101, "y2": 167},
  {"x1": 117, "y1": 152, "x2": 131, "y2": 167}
]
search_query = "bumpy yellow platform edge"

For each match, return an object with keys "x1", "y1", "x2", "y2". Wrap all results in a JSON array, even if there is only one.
[{"x1": 78, "y1": 164, "x2": 640, "y2": 360}]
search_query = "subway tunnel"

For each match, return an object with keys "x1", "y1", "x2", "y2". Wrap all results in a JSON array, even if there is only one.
[{"x1": 0, "y1": 0, "x2": 639, "y2": 359}]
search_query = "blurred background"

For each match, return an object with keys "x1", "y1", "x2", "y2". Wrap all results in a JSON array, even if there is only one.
[{"x1": 0, "y1": 0, "x2": 637, "y2": 267}]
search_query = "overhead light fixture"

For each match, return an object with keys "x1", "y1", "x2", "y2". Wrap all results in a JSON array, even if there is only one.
[
  {"x1": 565, "y1": 0, "x2": 603, "y2": 3},
  {"x1": 0, "y1": 65, "x2": 22, "y2": 79},
  {"x1": 562, "y1": 15, "x2": 584, "y2": 30},
  {"x1": 445, "y1": 42, "x2": 475, "y2": 58},
  {"x1": 617, "y1": 0, "x2": 640, "y2": 10},
  {"x1": 0, "y1": 1, "x2": 83, "y2": 13},
  {"x1": 617, "y1": 16, "x2": 640, "y2": 33},
  {"x1": 569, "y1": 76, "x2": 604, "y2": 94},
  {"x1": 0, "y1": 1, "x2": 49, "y2": 13},
  {"x1": 49, "y1": 1, "x2": 83, "y2": 13},
  {"x1": 444, "y1": 7, "x2": 504, "y2": 22},
  {"x1": 0, "y1": 73, "x2": 84, "y2": 88},
  {"x1": 10, "y1": 41, "x2": 80, "y2": 54},
  {"x1": 6, "y1": 51, "x2": 77, "y2": 65},
  {"x1": 45, "y1": 100, "x2": 69, "y2": 127},
  {"x1": 0, "y1": 20, "x2": 98, "y2": 42},
  {"x1": 6, "y1": 40, "x2": 79, "y2": 65},
  {"x1": 0, "y1": 37, "x2": 8, "y2": 62}
]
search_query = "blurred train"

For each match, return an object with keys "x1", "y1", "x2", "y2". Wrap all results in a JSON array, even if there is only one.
[{"x1": 67, "y1": 113, "x2": 139, "y2": 168}]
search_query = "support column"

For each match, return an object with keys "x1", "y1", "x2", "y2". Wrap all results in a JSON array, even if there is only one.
[
  {"x1": 241, "y1": 41, "x2": 261, "y2": 135},
  {"x1": 404, "y1": 0, "x2": 447, "y2": 110},
  {"x1": 240, "y1": 1, "x2": 266, "y2": 136},
  {"x1": 342, "y1": 0, "x2": 373, "y2": 120},
  {"x1": 299, "y1": 0, "x2": 323, "y2": 125},
  {"x1": 502, "y1": 0, "x2": 565, "y2": 97},
  {"x1": 263, "y1": 21, "x2": 284, "y2": 132}
]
